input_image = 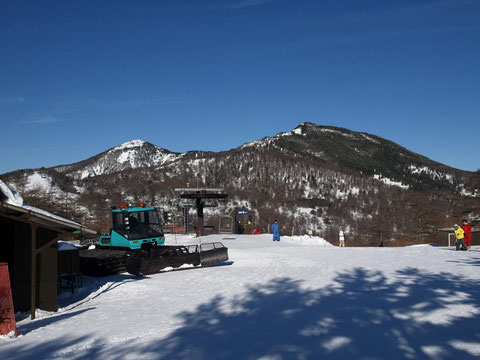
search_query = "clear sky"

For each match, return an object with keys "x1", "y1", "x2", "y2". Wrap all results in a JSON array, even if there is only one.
[{"x1": 1, "y1": 0, "x2": 479, "y2": 174}]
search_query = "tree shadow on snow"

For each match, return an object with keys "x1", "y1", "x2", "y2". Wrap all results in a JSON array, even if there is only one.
[
  {"x1": 447, "y1": 259, "x2": 480, "y2": 268},
  {"x1": 445, "y1": 251, "x2": 480, "y2": 267},
  {"x1": 5, "y1": 268, "x2": 480, "y2": 360},
  {"x1": 17, "y1": 308, "x2": 95, "y2": 336},
  {"x1": 117, "y1": 267, "x2": 479, "y2": 360},
  {"x1": 0, "y1": 334, "x2": 94, "y2": 360},
  {"x1": 57, "y1": 273, "x2": 145, "y2": 309}
]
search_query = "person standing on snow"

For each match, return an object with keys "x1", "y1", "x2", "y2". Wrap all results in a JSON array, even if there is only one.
[
  {"x1": 454, "y1": 224, "x2": 467, "y2": 251},
  {"x1": 462, "y1": 219, "x2": 472, "y2": 250},
  {"x1": 272, "y1": 220, "x2": 280, "y2": 241},
  {"x1": 339, "y1": 230, "x2": 345, "y2": 247}
]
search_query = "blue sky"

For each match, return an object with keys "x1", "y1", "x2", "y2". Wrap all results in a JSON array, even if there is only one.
[{"x1": 1, "y1": 0, "x2": 479, "y2": 174}]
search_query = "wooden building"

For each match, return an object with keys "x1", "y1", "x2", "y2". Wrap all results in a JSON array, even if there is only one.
[{"x1": 0, "y1": 201, "x2": 95, "y2": 319}]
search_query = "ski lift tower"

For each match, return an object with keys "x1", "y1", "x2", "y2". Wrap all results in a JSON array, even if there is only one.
[{"x1": 175, "y1": 188, "x2": 228, "y2": 236}]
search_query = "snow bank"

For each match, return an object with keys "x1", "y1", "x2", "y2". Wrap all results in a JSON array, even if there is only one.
[
  {"x1": 165, "y1": 234, "x2": 332, "y2": 247},
  {"x1": 281, "y1": 235, "x2": 333, "y2": 246}
]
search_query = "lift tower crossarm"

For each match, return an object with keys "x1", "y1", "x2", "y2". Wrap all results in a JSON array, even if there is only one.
[{"x1": 175, "y1": 188, "x2": 228, "y2": 236}]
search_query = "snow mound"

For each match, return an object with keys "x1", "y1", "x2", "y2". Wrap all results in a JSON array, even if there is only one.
[
  {"x1": 282, "y1": 235, "x2": 333, "y2": 246},
  {"x1": 165, "y1": 233, "x2": 333, "y2": 247}
]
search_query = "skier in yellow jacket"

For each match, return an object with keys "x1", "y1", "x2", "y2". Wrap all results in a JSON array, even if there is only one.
[{"x1": 454, "y1": 224, "x2": 467, "y2": 251}]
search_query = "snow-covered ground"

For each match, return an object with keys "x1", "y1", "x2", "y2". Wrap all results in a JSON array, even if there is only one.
[{"x1": 1, "y1": 234, "x2": 480, "y2": 359}]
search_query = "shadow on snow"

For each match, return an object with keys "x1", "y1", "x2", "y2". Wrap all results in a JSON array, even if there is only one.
[
  {"x1": 4, "y1": 267, "x2": 480, "y2": 360},
  {"x1": 17, "y1": 308, "x2": 95, "y2": 336},
  {"x1": 124, "y1": 268, "x2": 480, "y2": 360},
  {"x1": 57, "y1": 273, "x2": 144, "y2": 310}
]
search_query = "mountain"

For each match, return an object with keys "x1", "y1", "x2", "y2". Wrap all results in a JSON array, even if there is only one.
[
  {"x1": 1, "y1": 123, "x2": 479, "y2": 246},
  {"x1": 53, "y1": 140, "x2": 184, "y2": 179},
  {"x1": 240, "y1": 122, "x2": 476, "y2": 192}
]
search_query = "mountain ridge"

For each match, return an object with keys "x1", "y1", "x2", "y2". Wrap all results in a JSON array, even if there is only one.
[{"x1": 1, "y1": 123, "x2": 479, "y2": 246}]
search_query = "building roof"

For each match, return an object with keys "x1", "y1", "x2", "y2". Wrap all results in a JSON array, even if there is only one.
[
  {"x1": 438, "y1": 227, "x2": 479, "y2": 232},
  {"x1": 0, "y1": 179, "x2": 96, "y2": 235},
  {"x1": 0, "y1": 201, "x2": 96, "y2": 235}
]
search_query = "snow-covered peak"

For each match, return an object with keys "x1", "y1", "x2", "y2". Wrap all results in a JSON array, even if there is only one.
[
  {"x1": 112, "y1": 140, "x2": 146, "y2": 152},
  {"x1": 69, "y1": 140, "x2": 182, "y2": 179},
  {"x1": 244, "y1": 124, "x2": 365, "y2": 149}
]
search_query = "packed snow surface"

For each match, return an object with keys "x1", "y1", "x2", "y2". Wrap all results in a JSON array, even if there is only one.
[{"x1": 1, "y1": 235, "x2": 479, "y2": 359}]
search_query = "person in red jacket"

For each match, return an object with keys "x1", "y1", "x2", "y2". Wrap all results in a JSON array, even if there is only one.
[{"x1": 462, "y1": 219, "x2": 472, "y2": 250}]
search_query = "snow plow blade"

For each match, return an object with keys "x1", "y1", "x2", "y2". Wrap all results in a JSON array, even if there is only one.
[
  {"x1": 79, "y1": 249, "x2": 129, "y2": 276},
  {"x1": 198, "y1": 242, "x2": 229, "y2": 267},
  {"x1": 126, "y1": 242, "x2": 229, "y2": 276}
]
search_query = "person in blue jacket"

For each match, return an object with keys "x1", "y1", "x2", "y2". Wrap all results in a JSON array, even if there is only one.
[{"x1": 272, "y1": 220, "x2": 280, "y2": 241}]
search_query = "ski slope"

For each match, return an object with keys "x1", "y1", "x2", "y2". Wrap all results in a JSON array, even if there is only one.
[{"x1": 1, "y1": 234, "x2": 479, "y2": 359}]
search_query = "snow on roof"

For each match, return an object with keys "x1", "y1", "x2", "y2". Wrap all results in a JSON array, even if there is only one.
[
  {"x1": 0, "y1": 179, "x2": 95, "y2": 233},
  {"x1": 0, "y1": 179, "x2": 24, "y2": 206},
  {"x1": 22, "y1": 203, "x2": 82, "y2": 227}
]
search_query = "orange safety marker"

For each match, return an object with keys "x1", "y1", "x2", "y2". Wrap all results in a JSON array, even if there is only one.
[{"x1": 0, "y1": 263, "x2": 17, "y2": 337}]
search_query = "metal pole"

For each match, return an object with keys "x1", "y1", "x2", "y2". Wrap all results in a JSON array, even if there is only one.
[
  {"x1": 30, "y1": 224, "x2": 37, "y2": 320},
  {"x1": 196, "y1": 198, "x2": 204, "y2": 237},
  {"x1": 448, "y1": 233, "x2": 454, "y2": 247}
]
